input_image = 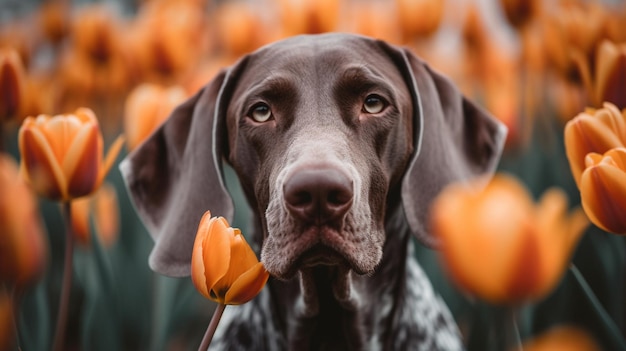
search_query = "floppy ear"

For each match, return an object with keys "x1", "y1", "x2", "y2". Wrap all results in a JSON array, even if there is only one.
[
  {"x1": 120, "y1": 62, "x2": 246, "y2": 277},
  {"x1": 383, "y1": 43, "x2": 507, "y2": 248}
]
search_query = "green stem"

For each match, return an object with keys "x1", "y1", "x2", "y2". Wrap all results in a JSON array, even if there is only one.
[
  {"x1": 198, "y1": 304, "x2": 226, "y2": 351},
  {"x1": 52, "y1": 201, "x2": 74, "y2": 351}
]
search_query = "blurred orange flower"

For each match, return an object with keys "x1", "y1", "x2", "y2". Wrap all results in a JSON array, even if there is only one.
[
  {"x1": 0, "y1": 21, "x2": 34, "y2": 68},
  {"x1": 71, "y1": 182, "x2": 120, "y2": 247},
  {"x1": 395, "y1": 0, "x2": 445, "y2": 41},
  {"x1": 60, "y1": 5, "x2": 132, "y2": 95},
  {"x1": 348, "y1": 0, "x2": 401, "y2": 45},
  {"x1": 499, "y1": 0, "x2": 540, "y2": 30},
  {"x1": 274, "y1": 0, "x2": 340, "y2": 37},
  {"x1": 124, "y1": 83, "x2": 187, "y2": 152},
  {"x1": 215, "y1": 1, "x2": 273, "y2": 58},
  {"x1": 191, "y1": 211, "x2": 269, "y2": 305},
  {"x1": 519, "y1": 326, "x2": 600, "y2": 351},
  {"x1": 579, "y1": 148, "x2": 626, "y2": 234},
  {"x1": 0, "y1": 154, "x2": 47, "y2": 288},
  {"x1": 0, "y1": 289, "x2": 15, "y2": 351},
  {"x1": 131, "y1": 0, "x2": 206, "y2": 82},
  {"x1": 18, "y1": 108, "x2": 124, "y2": 201},
  {"x1": 542, "y1": 1, "x2": 606, "y2": 83},
  {"x1": 431, "y1": 174, "x2": 588, "y2": 304},
  {"x1": 590, "y1": 40, "x2": 626, "y2": 109},
  {"x1": 0, "y1": 48, "x2": 25, "y2": 122},
  {"x1": 39, "y1": 0, "x2": 70, "y2": 46},
  {"x1": 564, "y1": 102, "x2": 626, "y2": 187}
]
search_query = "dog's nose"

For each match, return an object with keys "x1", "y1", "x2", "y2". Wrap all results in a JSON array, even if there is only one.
[{"x1": 284, "y1": 168, "x2": 353, "y2": 224}]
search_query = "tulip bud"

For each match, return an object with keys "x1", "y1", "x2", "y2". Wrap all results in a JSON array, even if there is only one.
[
  {"x1": 123, "y1": 84, "x2": 186, "y2": 152},
  {"x1": 0, "y1": 48, "x2": 25, "y2": 122},
  {"x1": 0, "y1": 154, "x2": 47, "y2": 288},
  {"x1": 564, "y1": 102, "x2": 626, "y2": 187},
  {"x1": 18, "y1": 108, "x2": 124, "y2": 201},
  {"x1": 431, "y1": 174, "x2": 588, "y2": 304},
  {"x1": 191, "y1": 211, "x2": 269, "y2": 305},
  {"x1": 593, "y1": 40, "x2": 626, "y2": 109},
  {"x1": 579, "y1": 148, "x2": 626, "y2": 234}
]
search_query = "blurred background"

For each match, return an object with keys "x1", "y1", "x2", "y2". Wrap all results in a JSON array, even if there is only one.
[{"x1": 0, "y1": 0, "x2": 625, "y2": 350}]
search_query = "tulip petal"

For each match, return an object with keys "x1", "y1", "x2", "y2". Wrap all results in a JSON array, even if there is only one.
[
  {"x1": 224, "y1": 262, "x2": 269, "y2": 305},
  {"x1": 191, "y1": 211, "x2": 213, "y2": 299},
  {"x1": 595, "y1": 41, "x2": 626, "y2": 109},
  {"x1": 506, "y1": 231, "x2": 542, "y2": 301},
  {"x1": 232, "y1": 230, "x2": 262, "y2": 272},
  {"x1": 203, "y1": 217, "x2": 231, "y2": 295},
  {"x1": 97, "y1": 135, "x2": 125, "y2": 188},
  {"x1": 580, "y1": 156, "x2": 626, "y2": 234},
  {"x1": 0, "y1": 50, "x2": 24, "y2": 119},
  {"x1": 40, "y1": 115, "x2": 83, "y2": 164},
  {"x1": 214, "y1": 231, "x2": 259, "y2": 292},
  {"x1": 63, "y1": 123, "x2": 100, "y2": 198},
  {"x1": 19, "y1": 126, "x2": 67, "y2": 199}
]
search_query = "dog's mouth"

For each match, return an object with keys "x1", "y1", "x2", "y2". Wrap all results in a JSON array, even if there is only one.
[
  {"x1": 263, "y1": 224, "x2": 372, "y2": 280},
  {"x1": 296, "y1": 244, "x2": 347, "y2": 269}
]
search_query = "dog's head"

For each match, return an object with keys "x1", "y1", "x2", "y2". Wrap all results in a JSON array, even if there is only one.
[{"x1": 121, "y1": 34, "x2": 506, "y2": 279}]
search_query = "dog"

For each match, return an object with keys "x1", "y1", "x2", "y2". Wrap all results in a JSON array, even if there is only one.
[{"x1": 121, "y1": 33, "x2": 506, "y2": 350}]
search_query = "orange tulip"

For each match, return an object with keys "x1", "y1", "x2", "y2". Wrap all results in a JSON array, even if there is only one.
[
  {"x1": 579, "y1": 148, "x2": 626, "y2": 234},
  {"x1": 592, "y1": 40, "x2": 626, "y2": 109},
  {"x1": 395, "y1": 0, "x2": 445, "y2": 40},
  {"x1": 39, "y1": 0, "x2": 70, "y2": 45},
  {"x1": 18, "y1": 108, "x2": 124, "y2": 201},
  {"x1": 131, "y1": 0, "x2": 205, "y2": 81},
  {"x1": 124, "y1": 83, "x2": 187, "y2": 152},
  {"x1": 71, "y1": 182, "x2": 120, "y2": 247},
  {"x1": 0, "y1": 289, "x2": 15, "y2": 351},
  {"x1": 60, "y1": 4, "x2": 131, "y2": 95},
  {"x1": 519, "y1": 326, "x2": 600, "y2": 351},
  {"x1": 499, "y1": 0, "x2": 540, "y2": 30},
  {"x1": 431, "y1": 174, "x2": 588, "y2": 304},
  {"x1": 274, "y1": 0, "x2": 340, "y2": 37},
  {"x1": 191, "y1": 211, "x2": 269, "y2": 305},
  {"x1": 215, "y1": 1, "x2": 269, "y2": 58},
  {"x1": 564, "y1": 102, "x2": 626, "y2": 187},
  {"x1": 0, "y1": 48, "x2": 25, "y2": 121},
  {"x1": 0, "y1": 154, "x2": 47, "y2": 288},
  {"x1": 348, "y1": 0, "x2": 401, "y2": 45}
]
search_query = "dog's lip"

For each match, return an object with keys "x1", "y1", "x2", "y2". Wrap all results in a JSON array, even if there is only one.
[
  {"x1": 269, "y1": 226, "x2": 354, "y2": 279},
  {"x1": 296, "y1": 244, "x2": 346, "y2": 269}
]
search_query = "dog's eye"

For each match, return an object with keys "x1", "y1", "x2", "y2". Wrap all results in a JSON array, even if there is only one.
[
  {"x1": 362, "y1": 95, "x2": 386, "y2": 114},
  {"x1": 249, "y1": 103, "x2": 273, "y2": 122}
]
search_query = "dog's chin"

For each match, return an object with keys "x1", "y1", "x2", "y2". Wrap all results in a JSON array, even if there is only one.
[{"x1": 261, "y1": 225, "x2": 383, "y2": 281}]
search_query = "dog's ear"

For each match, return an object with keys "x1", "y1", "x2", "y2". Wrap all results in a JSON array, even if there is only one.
[
  {"x1": 381, "y1": 42, "x2": 507, "y2": 248},
  {"x1": 120, "y1": 60, "x2": 247, "y2": 277}
]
